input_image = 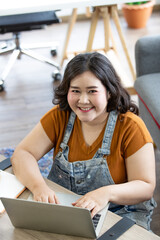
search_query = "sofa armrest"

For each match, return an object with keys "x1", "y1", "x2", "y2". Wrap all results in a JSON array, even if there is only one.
[{"x1": 135, "y1": 35, "x2": 160, "y2": 77}]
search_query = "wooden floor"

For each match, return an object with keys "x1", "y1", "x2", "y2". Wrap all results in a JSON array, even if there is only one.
[{"x1": 0, "y1": 9, "x2": 160, "y2": 236}]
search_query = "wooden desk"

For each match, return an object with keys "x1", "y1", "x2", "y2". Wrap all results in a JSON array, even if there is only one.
[{"x1": 0, "y1": 155, "x2": 160, "y2": 240}]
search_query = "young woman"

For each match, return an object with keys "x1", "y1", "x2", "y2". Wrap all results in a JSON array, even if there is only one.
[{"x1": 11, "y1": 52, "x2": 156, "y2": 230}]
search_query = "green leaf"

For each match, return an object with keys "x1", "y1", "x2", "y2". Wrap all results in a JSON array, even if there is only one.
[{"x1": 126, "y1": 1, "x2": 149, "y2": 5}]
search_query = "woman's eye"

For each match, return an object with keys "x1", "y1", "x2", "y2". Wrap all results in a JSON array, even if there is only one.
[
  {"x1": 72, "y1": 90, "x2": 80, "y2": 93},
  {"x1": 89, "y1": 90, "x2": 97, "y2": 93}
]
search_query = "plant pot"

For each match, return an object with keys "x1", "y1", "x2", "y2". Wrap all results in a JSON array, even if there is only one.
[{"x1": 122, "y1": 1, "x2": 155, "y2": 29}]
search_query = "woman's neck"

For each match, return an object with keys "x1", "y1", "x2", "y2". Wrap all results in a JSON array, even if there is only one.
[{"x1": 81, "y1": 114, "x2": 109, "y2": 146}]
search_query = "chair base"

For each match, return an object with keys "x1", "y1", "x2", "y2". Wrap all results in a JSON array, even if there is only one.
[{"x1": 0, "y1": 33, "x2": 62, "y2": 91}]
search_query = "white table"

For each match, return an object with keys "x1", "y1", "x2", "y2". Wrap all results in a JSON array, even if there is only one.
[{"x1": 0, "y1": 1, "x2": 146, "y2": 16}]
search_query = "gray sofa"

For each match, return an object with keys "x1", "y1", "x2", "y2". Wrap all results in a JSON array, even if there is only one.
[{"x1": 134, "y1": 35, "x2": 160, "y2": 149}]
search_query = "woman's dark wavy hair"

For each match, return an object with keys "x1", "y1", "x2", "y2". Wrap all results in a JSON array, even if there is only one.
[{"x1": 53, "y1": 52, "x2": 139, "y2": 115}]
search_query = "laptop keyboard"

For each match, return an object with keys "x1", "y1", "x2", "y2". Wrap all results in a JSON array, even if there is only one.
[{"x1": 92, "y1": 214, "x2": 101, "y2": 229}]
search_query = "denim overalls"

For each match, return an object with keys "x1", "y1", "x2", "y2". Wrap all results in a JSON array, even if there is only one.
[{"x1": 48, "y1": 111, "x2": 156, "y2": 230}]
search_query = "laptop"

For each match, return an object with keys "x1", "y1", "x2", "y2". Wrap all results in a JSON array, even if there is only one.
[{"x1": 1, "y1": 192, "x2": 109, "y2": 239}]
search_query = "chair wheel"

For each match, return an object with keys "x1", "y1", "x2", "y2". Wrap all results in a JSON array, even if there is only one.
[
  {"x1": 0, "y1": 79, "x2": 5, "y2": 92},
  {"x1": 50, "y1": 49, "x2": 57, "y2": 57},
  {"x1": 52, "y1": 72, "x2": 62, "y2": 81}
]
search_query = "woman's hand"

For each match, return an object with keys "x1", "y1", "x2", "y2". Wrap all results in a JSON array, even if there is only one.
[
  {"x1": 32, "y1": 184, "x2": 60, "y2": 204},
  {"x1": 72, "y1": 187, "x2": 109, "y2": 217}
]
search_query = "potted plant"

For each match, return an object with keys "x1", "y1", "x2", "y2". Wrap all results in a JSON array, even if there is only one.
[{"x1": 122, "y1": 1, "x2": 155, "y2": 29}]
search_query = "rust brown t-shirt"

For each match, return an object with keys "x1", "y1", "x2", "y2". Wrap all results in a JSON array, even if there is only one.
[{"x1": 40, "y1": 105, "x2": 153, "y2": 184}]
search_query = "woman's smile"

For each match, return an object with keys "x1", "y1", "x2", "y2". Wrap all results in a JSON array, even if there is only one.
[{"x1": 78, "y1": 106, "x2": 94, "y2": 112}]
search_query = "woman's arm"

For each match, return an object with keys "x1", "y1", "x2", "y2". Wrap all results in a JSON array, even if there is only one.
[
  {"x1": 11, "y1": 122, "x2": 60, "y2": 203},
  {"x1": 109, "y1": 142, "x2": 156, "y2": 204},
  {"x1": 73, "y1": 143, "x2": 156, "y2": 216}
]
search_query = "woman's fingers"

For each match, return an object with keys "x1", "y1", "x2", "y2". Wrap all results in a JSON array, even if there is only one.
[
  {"x1": 72, "y1": 188, "x2": 109, "y2": 217},
  {"x1": 33, "y1": 188, "x2": 60, "y2": 204},
  {"x1": 73, "y1": 198, "x2": 100, "y2": 217},
  {"x1": 91, "y1": 206, "x2": 100, "y2": 217},
  {"x1": 73, "y1": 197, "x2": 96, "y2": 211},
  {"x1": 54, "y1": 193, "x2": 61, "y2": 204}
]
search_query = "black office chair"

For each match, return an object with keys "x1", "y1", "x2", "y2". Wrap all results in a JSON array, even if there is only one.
[{"x1": 0, "y1": 11, "x2": 62, "y2": 91}]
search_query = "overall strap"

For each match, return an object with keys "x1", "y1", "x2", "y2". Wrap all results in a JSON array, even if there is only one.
[
  {"x1": 60, "y1": 111, "x2": 76, "y2": 150},
  {"x1": 98, "y1": 110, "x2": 118, "y2": 156}
]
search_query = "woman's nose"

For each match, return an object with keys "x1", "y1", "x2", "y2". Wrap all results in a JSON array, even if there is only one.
[{"x1": 78, "y1": 93, "x2": 90, "y2": 103}]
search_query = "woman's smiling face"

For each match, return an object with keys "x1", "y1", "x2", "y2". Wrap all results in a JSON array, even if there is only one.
[{"x1": 67, "y1": 71, "x2": 109, "y2": 125}]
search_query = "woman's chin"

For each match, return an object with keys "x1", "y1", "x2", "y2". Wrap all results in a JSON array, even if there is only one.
[{"x1": 78, "y1": 115, "x2": 95, "y2": 123}]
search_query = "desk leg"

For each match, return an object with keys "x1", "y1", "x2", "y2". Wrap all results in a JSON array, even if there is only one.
[
  {"x1": 109, "y1": 23, "x2": 118, "y2": 55},
  {"x1": 60, "y1": 8, "x2": 78, "y2": 67},
  {"x1": 86, "y1": 7, "x2": 91, "y2": 18},
  {"x1": 86, "y1": 8, "x2": 99, "y2": 52},
  {"x1": 111, "y1": 5, "x2": 136, "y2": 80},
  {"x1": 102, "y1": 7, "x2": 110, "y2": 52}
]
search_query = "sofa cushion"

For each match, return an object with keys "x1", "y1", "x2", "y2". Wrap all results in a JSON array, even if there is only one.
[{"x1": 134, "y1": 73, "x2": 160, "y2": 129}]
